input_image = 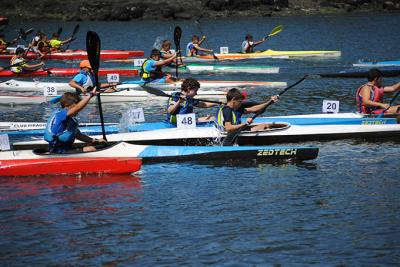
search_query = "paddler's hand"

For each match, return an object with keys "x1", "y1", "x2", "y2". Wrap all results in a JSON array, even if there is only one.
[
  {"x1": 380, "y1": 103, "x2": 390, "y2": 109},
  {"x1": 246, "y1": 118, "x2": 253, "y2": 124},
  {"x1": 92, "y1": 137, "x2": 106, "y2": 144},
  {"x1": 89, "y1": 87, "x2": 98, "y2": 97},
  {"x1": 270, "y1": 95, "x2": 279, "y2": 103}
]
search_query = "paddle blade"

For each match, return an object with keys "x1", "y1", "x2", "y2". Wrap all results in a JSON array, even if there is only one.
[
  {"x1": 142, "y1": 85, "x2": 170, "y2": 97},
  {"x1": 86, "y1": 31, "x2": 101, "y2": 74},
  {"x1": 57, "y1": 27, "x2": 63, "y2": 36},
  {"x1": 72, "y1": 24, "x2": 80, "y2": 36},
  {"x1": 174, "y1": 26, "x2": 182, "y2": 48},
  {"x1": 268, "y1": 25, "x2": 283, "y2": 37},
  {"x1": 222, "y1": 124, "x2": 247, "y2": 146},
  {"x1": 25, "y1": 28, "x2": 34, "y2": 36}
]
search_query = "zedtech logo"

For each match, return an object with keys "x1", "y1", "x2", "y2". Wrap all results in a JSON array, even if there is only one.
[{"x1": 257, "y1": 149, "x2": 297, "y2": 156}]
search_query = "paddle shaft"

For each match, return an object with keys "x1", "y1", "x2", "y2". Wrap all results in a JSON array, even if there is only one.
[
  {"x1": 222, "y1": 75, "x2": 308, "y2": 146},
  {"x1": 377, "y1": 89, "x2": 400, "y2": 117},
  {"x1": 65, "y1": 24, "x2": 80, "y2": 50},
  {"x1": 195, "y1": 20, "x2": 218, "y2": 61},
  {"x1": 174, "y1": 26, "x2": 182, "y2": 78}
]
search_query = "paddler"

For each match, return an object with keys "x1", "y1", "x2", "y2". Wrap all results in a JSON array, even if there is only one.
[
  {"x1": 0, "y1": 33, "x2": 17, "y2": 54},
  {"x1": 356, "y1": 68, "x2": 400, "y2": 114},
  {"x1": 30, "y1": 31, "x2": 50, "y2": 58},
  {"x1": 160, "y1": 40, "x2": 184, "y2": 66},
  {"x1": 44, "y1": 89, "x2": 105, "y2": 153},
  {"x1": 10, "y1": 47, "x2": 45, "y2": 73},
  {"x1": 48, "y1": 32, "x2": 73, "y2": 52},
  {"x1": 167, "y1": 77, "x2": 218, "y2": 123},
  {"x1": 186, "y1": 35, "x2": 213, "y2": 57},
  {"x1": 140, "y1": 48, "x2": 178, "y2": 83},
  {"x1": 216, "y1": 88, "x2": 278, "y2": 133},
  {"x1": 241, "y1": 34, "x2": 266, "y2": 53},
  {"x1": 69, "y1": 60, "x2": 117, "y2": 95}
]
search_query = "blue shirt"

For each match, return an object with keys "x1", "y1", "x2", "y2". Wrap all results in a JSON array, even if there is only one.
[{"x1": 72, "y1": 71, "x2": 95, "y2": 89}]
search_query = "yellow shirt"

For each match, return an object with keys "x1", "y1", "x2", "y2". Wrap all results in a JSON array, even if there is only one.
[{"x1": 49, "y1": 39, "x2": 62, "y2": 48}]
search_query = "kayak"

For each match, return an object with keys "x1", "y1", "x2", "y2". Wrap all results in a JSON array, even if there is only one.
[
  {"x1": 187, "y1": 49, "x2": 341, "y2": 61},
  {"x1": 130, "y1": 64, "x2": 279, "y2": 74},
  {"x1": 0, "y1": 68, "x2": 138, "y2": 77},
  {"x1": 0, "y1": 157, "x2": 142, "y2": 177},
  {"x1": 120, "y1": 80, "x2": 287, "y2": 90},
  {"x1": 2, "y1": 113, "x2": 398, "y2": 136},
  {"x1": 0, "y1": 79, "x2": 285, "y2": 92},
  {"x1": 0, "y1": 49, "x2": 144, "y2": 60},
  {"x1": 0, "y1": 90, "x2": 226, "y2": 105},
  {"x1": 319, "y1": 67, "x2": 400, "y2": 78},
  {"x1": 0, "y1": 142, "x2": 319, "y2": 174},
  {"x1": 12, "y1": 122, "x2": 400, "y2": 149},
  {"x1": 353, "y1": 60, "x2": 400, "y2": 67}
]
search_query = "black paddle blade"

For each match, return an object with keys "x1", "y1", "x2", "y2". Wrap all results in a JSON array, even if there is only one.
[
  {"x1": 57, "y1": 27, "x2": 63, "y2": 36},
  {"x1": 72, "y1": 24, "x2": 80, "y2": 36},
  {"x1": 19, "y1": 28, "x2": 27, "y2": 41},
  {"x1": 86, "y1": 31, "x2": 101, "y2": 73},
  {"x1": 174, "y1": 26, "x2": 182, "y2": 48},
  {"x1": 142, "y1": 85, "x2": 170, "y2": 97}
]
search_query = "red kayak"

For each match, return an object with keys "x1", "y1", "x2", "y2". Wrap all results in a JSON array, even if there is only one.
[
  {"x1": 0, "y1": 49, "x2": 144, "y2": 60},
  {"x1": 0, "y1": 68, "x2": 138, "y2": 77},
  {"x1": 0, "y1": 157, "x2": 142, "y2": 176}
]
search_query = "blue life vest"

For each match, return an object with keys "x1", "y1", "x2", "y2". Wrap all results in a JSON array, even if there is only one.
[
  {"x1": 44, "y1": 110, "x2": 79, "y2": 152},
  {"x1": 166, "y1": 92, "x2": 197, "y2": 123}
]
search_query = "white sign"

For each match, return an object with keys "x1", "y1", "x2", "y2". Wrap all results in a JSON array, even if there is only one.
[
  {"x1": 176, "y1": 113, "x2": 196, "y2": 129},
  {"x1": 322, "y1": 100, "x2": 340, "y2": 113},
  {"x1": 220, "y1": 47, "x2": 229, "y2": 54},
  {"x1": 107, "y1": 73, "x2": 120, "y2": 83},
  {"x1": 0, "y1": 134, "x2": 11, "y2": 151},
  {"x1": 127, "y1": 107, "x2": 145, "y2": 123},
  {"x1": 43, "y1": 86, "x2": 57, "y2": 96},
  {"x1": 170, "y1": 49, "x2": 176, "y2": 54},
  {"x1": 134, "y1": 58, "x2": 146, "y2": 67}
]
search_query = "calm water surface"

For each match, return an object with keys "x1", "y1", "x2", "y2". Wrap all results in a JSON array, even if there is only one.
[{"x1": 0, "y1": 14, "x2": 400, "y2": 266}]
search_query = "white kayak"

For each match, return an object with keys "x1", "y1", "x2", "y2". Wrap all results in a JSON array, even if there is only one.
[
  {"x1": 12, "y1": 122, "x2": 400, "y2": 149},
  {"x1": 182, "y1": 65, "x2": 279, "y2": 74},
  {"x1": 0, "y1": 89, "x2": 226, "y2": 105},
  {"x1": 0, "y1": 79, "x2": 287, "y2": 92}
]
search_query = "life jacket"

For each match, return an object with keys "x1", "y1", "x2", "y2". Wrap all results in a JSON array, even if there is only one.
[
  {"x1": 166, "y1": 93, "x2": 196, "y2": 123},
  {"x1": 356, "y1": 83, "x2": 384, "y2": 114},
  {"x1": 0, "y1": 38, "x2": 7, "y2": 50},
  {"x1": 44, "y1": 110, "x2": 79, "y2": 150},
  {"x1": 77, "y1": 70, "x2": 95, "y2": 90},
  {"x1": 10, "y1": 56, "x2": 27, "y2": 73},
  {"x1": 49, "y1": 38, "x2": 62, "y2": 48},
  {"x1": 216, "y1": 105, "x2": 240, "y2": 129},
  {"x1": 186, "y1": 42, "x2": 196, "y2": 56},
  {"x1": 241, "y1": 40, "x2": 254, "y2": 53},
  {"x1": 37, "y1": 40, "x2": 50, "y2": 53},
  {"x1": 140, "y1": 59, "x2": 163, "y2": 81}
]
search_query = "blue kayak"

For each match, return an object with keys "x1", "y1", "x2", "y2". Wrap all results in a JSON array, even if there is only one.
[
  {"x1": 2, "y1": 113, "x2": 397, "y2": 137},
  {"x1": 353, "y1": 60, "x2": 400, "y2": 67}
]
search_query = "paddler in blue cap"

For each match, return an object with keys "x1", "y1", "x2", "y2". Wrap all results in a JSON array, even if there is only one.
[{"x1": 140, "y1": 48, "x2": 178, "y2": 83}]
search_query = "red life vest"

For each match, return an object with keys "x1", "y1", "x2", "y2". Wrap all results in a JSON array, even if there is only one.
[{"x1": 356, "y1": 83, "x2": 384, "y2": 114}]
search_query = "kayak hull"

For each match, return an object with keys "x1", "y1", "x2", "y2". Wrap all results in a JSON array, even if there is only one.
[
  {"x1": 0, "y1": 157, "x2": 142, "y2": 177},
  {"x1": 0, "y1": 49, "x2": 144, "y2": 60},
  {"x1": 353, "y1": 60, "x2": 400, "y2": 67},
  {"x1": 0, "y1": 68, "x2": 138, "y2": 77},
  {"x1": 0, "y1": 142, "x2": 319, "y2": 171},
  {"x1": 320, "y1": 67, "x2": 400, "y2": 78}
]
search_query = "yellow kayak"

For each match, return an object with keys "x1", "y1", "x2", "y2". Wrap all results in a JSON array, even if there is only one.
[{"x1": 195, "y1": 49, "x2": 341, "y2": 60}]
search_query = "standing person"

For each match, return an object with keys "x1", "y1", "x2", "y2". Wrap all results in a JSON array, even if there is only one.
[
  {"x1": 216, "y1": 88, "x2": 278, "y2": 133},
  {"x1": 44, "y1": 89, "x2": 105, "y2": 153},
  {"x1": 241, "y1": 34, "x2": 266, "y2": 53},
  {"x1": 0, "y1": 33, "x2": 17, "y2": 54},
  {"x1": 356, "y1": 68, "x2": 400, "y2": 114},
  {"x1": 10, "y1": 47, "x2": 45, "y2": 73},
  {"x1": 166, "y1": 77, "x2": 218, "y2": 124},
  {"x1": 69, "y1": 60, "x2": 116, "y2": 94},
  {"x1": 160, "y1": 40, "x2": 184, "y2": 66},
  {"x1": 140, "y1": 48, "x2": 178, "y2": 83},
  {"x1": 48, "y1": 33, "x2": 73, "y2": 52},
  {"x1": 186, "y1": 35, "x2": 213, "y2": 57}
]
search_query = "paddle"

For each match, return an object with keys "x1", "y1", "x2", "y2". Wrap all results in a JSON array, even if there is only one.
[
  {"x1": 222, "y1": 75, "x2": 308, "y2": 146},
  {"x1": 17, "y1": 28, "x2": 34, "y2": 43},
  {"x1": 265, "y1": 25, "x2": 283, "y2": 39},
  {"x1": 377, "y1": 89, "x2": 400, "y2": 118},
  {"x1": 194, "y1": 19, "x2": 219, "y2": 61},
  {"x1": 174, "y1": 26, "x2": 182, "y2": 78},
  {"x1": 65, "y1": 24, "x2": 80, "y2": 50},
  {"x1": 0, "y1": 61, "x2": 26, "y2": 71},
  {"x1": 87, "y1": 31, "x2": 107, "y2": 141},
  {"x1": 57, "y1": 27, "x2": 63, "y2": 37},
  {"x1": 142, "y1": 84, "x2": 223, "y2": 104}
]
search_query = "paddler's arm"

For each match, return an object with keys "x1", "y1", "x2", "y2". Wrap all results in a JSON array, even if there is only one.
[
  {"x1": 194, "y1": 43, "x2": 213, "y2": 53},
  {"x1": 66, "y1": 89, "x2": 96, "y2": 117},
  {"x1": 167, "y1": 97, "x2": 183, "y2": 114},
  {"x1": 359, "y1": 85, "x2": 388, "y2": 109},
  {"x1": 253, "y1": 37, "x2": 266, "y2": 46},
  {"x1": 69, "y1": 80, "x2": 87, "y2": 94},
  {"x1": 156, "y1": 53, "x2": 177, "y2": 67},
  {"x1": 243, "y1": 95, "x2": 278, "y2": 114},
  {"x1": 196, "y1": 101, "x2": 220, "y2": 108},
  {"x1": 384, "y1": 82, "x2": 400, "y2": 93},
  {"x1": 224, "y1": 121, "x2": 250, "y2": 133},
  {"x1": 76, "y1": 130, "x2": 105, "y2": 144}
]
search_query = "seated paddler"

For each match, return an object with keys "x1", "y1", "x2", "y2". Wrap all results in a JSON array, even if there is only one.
[
  {"x1": 140, "y1": 48, "x2": 178, "y2": 83},
  {"x1": 216, "y1": 88, "x2": 278, "y2": 133},
  {"x1": 44, "y1": 90, "x2": 105, "y2": 154},
  {"x1": 166, "y1": 77, "x2": 219, "y2": 124}
]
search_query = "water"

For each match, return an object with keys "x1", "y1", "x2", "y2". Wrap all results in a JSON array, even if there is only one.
[{"x1": 1, "y1": 14, "x2": 400, "y2": 265}]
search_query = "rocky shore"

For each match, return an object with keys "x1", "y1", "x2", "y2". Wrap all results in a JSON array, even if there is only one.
[{"x1": 3, "y1": 0, "x2": 400, "y2": 21}]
